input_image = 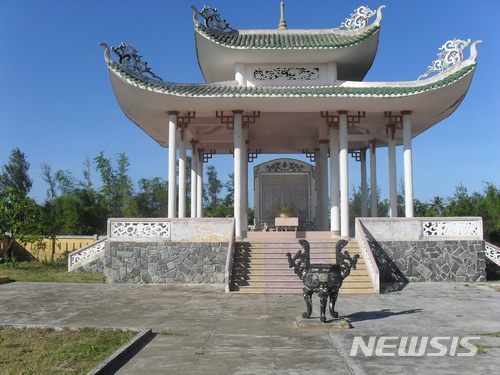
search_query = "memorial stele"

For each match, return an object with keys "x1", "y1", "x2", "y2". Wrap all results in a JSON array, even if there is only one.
[{"x1": 100, "y1": 3, "x2": 480, "y2": 238}]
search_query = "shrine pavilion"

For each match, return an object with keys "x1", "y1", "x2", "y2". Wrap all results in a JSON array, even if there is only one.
[{"x1": 100, "y1": 3, "x2": 480, "y2": 239}]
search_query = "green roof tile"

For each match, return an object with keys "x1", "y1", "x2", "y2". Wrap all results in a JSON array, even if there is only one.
[
  {"x1": 108, "y1": 62, "x2": 475, "y2": 99},
  {"x1": 195, "y1": 25, "x2": 379, "y2": 49}
]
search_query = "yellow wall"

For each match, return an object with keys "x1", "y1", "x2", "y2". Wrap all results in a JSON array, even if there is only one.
[{"x1": 1, "y1": 236, "x2": 99, "y2": 261}]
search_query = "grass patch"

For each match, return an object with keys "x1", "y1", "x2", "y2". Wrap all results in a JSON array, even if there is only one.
[
  {"x1": 0, "y1": 261, "x2": 105, "y2": 283},
  {"x1": 479, "y1": 332, "x2": 500, "y2": 337},
  {"x1": 159, "y1": 329, "x2": 188, "y2": 336},
  {"x1": 0, "y1": 327, "x2": 136, "y2": 374}
]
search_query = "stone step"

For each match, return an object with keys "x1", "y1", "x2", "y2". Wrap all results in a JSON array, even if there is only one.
[
  {"x1": 229, "y1": 286, "x2": 377, "y2": 295},
  {"x1": 229, "y1": 240, "x2": 375, "y2": 294}
]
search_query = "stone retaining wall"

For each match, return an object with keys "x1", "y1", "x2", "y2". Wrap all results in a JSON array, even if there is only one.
[
  {"x1": 71, "y1": 257, "x2": 105, "y2": 274},
  {"x1": 104, "y1": 241, "x2": 228, "y2": 284},
  {"x1": 369, "y1": 240, "x2": 486, "y2": 283}
]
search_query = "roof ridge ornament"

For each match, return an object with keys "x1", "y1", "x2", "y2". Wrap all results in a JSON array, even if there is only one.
[
  {"x1": 339, "y1": 5, "x2": 384, "y2": 29},
  {"x1": 418, "y1": 38, "x2": 472, "y2": 80},
  {"x1": 110, "y1": 43, "x2": 163, "y2": 81},
  {"x1": 278, "y1": 2, "x2": 288, "y2": 30},
  {"x1": 191, "y1": 5, "x2": 234, "y2": 32}
]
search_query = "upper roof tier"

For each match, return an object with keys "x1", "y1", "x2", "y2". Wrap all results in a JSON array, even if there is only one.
[{"x1": 193, "y1": 5, "x2": 385, "y2": 83}]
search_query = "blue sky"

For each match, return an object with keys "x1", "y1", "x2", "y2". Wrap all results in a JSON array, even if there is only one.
[{"x1": 1, "y1": 0, "x2": 499, "y2": 207}]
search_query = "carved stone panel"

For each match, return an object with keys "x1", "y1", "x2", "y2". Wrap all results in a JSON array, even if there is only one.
[{"x1": 254, "y1": 158, "x2": 317, "y2": 227}]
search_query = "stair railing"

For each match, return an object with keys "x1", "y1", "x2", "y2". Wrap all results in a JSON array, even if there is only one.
[
  {"x1": 68, "y1": 236, "x2": 107, "y2": 272},
  {"x1": 224, "y1": 220, "x2": 236, "y2": 293},
  {"x1": 485, "y1": 242, "x2": 500, "y2": 267},
  {"x1": 355, "y1": 218, "x2": 380, "y2": 293}
]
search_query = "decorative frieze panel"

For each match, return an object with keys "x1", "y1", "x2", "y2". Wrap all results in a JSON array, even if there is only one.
[
  {"x1": 264, "y1": 160, "x2": 305, "y2": 173},
  {"x1": 110, "y1": 221, "x2": 171, "y2": 239},
  {"x1": 253, "y1": 67, "x2": 320, "y2": 81},
  {"x1": 422, "y1": 220, "x2": 480, "y2": 237}
]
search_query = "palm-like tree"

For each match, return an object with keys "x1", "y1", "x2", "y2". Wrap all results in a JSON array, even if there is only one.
[{"x1": 430, "y1": 196, "x2": 446, "y2": 216}]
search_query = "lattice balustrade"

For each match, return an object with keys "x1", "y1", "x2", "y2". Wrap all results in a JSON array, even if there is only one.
[
  {"x1": 110, "y1": 221, "x2": 171, "y2": 238},
  {"x1": 485, "y1": 242, "x2": 500, "y2": 267},
  {"x1": 355, "y1": 219, "x2": 380, "y2": 293},
  {"x1": 68, "y1": 237, "x2": 107, "y2": 271},
  {"x1": 422, "y1": 220, "x2": 481, "y2": 237}
]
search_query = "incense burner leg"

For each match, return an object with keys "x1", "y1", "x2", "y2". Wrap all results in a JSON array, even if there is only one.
[
  {"x1": 302, "y1": 288, "x2": 313, "y2": 318},
  {"x1": 329, "y1": 289, "x2": 339, "y2": 319},
  {"x1": 318, "y1": 289, "x2": 328, "y2": 323}
]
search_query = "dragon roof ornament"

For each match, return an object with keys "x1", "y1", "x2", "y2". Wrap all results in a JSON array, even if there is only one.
[
  {"x1": 339, "y1": 5, "x2": 385, "y2": 29},
  {"x1": 100, "y1": 42, "x2": 163, "y2": 81},
  {"x1": 418, "y1": 38, "x2": 481, "y2": 80},
  {"x1": 191, "y1": 5, "x2": 234, "y2": 32}
]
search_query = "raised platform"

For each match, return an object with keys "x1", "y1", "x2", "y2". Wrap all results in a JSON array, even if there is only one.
[{"x1": 244, "y1": 231, "x2": 341, "y2": 242}]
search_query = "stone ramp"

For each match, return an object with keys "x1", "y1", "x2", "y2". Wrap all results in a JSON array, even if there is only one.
[{"x1": 229, "y1": 239, "x2": 376, "y2": 294}]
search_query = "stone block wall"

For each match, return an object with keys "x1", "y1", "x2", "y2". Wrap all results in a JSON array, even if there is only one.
[
  {"x1": 71, "y1": 256, "x2": 105, "y2": 274},
  {"x1": 104, "y1": 241, "x2": 228, "y2": 284},
  {"x1": 369, "y1": 240, "x2": 486, "y2": 283}
]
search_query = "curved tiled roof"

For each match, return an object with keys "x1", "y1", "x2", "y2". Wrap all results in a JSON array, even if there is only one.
[
  {"x1": 107, "y1": 61, "x2": 476, "y2": 98},
  {"x1": 194, "y1": 25, "x2": 380, "y2": 50}
]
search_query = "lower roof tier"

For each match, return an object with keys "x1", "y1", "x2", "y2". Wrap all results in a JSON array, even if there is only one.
[{"x1": 102, "y1": 44, "x2": 478, "y2": 154}]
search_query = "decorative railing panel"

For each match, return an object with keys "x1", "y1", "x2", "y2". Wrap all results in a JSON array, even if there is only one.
[
  {"x1": 68, "y1": 236, "x2": 107, "y2": 271},
  {"x1": 355, "y1": 219, "x2": 380, "y2": 293},
  {"x1": 485, "y1": 242, "x2": 500, "y2": 267},
  {"x1": 110, "y1": 221, "x2": 171, "y2": 239},
  {"x1": 422, "y1": 220, "x2": 481, "y2": 238}
]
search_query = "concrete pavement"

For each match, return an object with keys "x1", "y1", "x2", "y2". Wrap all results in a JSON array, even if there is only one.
[{"x1": 1, "y1": 281, "x2": 499, "y2": 374}]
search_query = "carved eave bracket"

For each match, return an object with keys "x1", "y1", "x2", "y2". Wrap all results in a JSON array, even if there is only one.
[
  {"x1": 321, "y1": 111, "x2": 365, "y2": 129},
  {"x1": 177, "y1": 112, "x2": 196, "y2": 130},
  {"x1": 216, "y1": 111, "x2": 260, "y2": 129}
]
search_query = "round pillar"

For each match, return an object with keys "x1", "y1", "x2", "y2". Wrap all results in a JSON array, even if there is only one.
[
  {"x1": 402, "y1": 111, "x2": 414, "y2": 217},
  {"x1": 167, "y1": 111, "x2": 178, "y2": 218}
]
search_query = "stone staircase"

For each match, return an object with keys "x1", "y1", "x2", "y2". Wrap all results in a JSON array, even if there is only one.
[{"x1": 229, "y1": 240, "x2": 376, "y2": 294}]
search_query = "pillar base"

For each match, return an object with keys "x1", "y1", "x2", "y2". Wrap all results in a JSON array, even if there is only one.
[{"x1": 331, "y1": 230, "x2": 340, "y2": 237}]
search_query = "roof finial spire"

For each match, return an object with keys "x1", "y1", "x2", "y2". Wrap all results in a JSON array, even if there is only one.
[{"x1": 278, "y1": 1, "x2": 288, "y2": 30}]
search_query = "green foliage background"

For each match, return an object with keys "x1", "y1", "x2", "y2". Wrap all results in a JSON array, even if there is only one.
[{"x1": 1, "y1": 148, "x2": 499, "y2": 247}]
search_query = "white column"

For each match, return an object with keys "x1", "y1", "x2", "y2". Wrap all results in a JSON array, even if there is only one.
[
  {"x1": 339, "y1": 111, "x2": 349, "y2": 237},
  {"x1": 360, "y1": 148, "x2": 368, "y2": 217},
  {"x1": 317, "y1": 139, "x2": 329, "y2": 231},
  {"x1": 329, "y1": 126, "x2": 340, "y2": 235},
  {"x1": 190, "y1": 142, "x2": 198, "y2": 218},
  {"x1": 233, "y1": 110, "x2": 244, "y2": 238},
  {"x1": 168, "y1": 111, "x2": 178, "y2": 218},
  {"x1": 196, "y1": 151, "x2": 203, "y2": 218},
  {"x1": 235, "y1": 63, "x2": 245, "y2": 86},
  {"x1": 387, "y1": 125, "x2": 398, "y2": 217},
  {"x1": 369, "y1": 139, "x2": 377, "y2": 217},
  {"x1": 178, "y1": 127, "x2": 187, "y2": 218},
  {"x1": 327, "y1": 62, "x2": 338, "y2": 84},
  {"x1": 243, "y1": 138, "x2": 249, "y2": 233},
  {"x1": 402, "y1": 111, "x2": 414, "y2": 217}
]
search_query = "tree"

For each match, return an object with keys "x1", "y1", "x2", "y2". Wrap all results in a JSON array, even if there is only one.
[
  {"x1": 430, "y1": 196, "x2": 446, "y2": 216},
  {"x1": 204, "y1": 165, "x2": 223, "y2": 208},
  {"x1": 94, "y1": 151, "x2": 135, "y2": 217},
  {"x1": 51, "y1": 166, "x2": 107, "y2": 235},
  {"x1": 134, "y1": 177, "x2": 168, "y2": 217},
  {"x1": 0, "y1": 188, "x2": 43, "y2": 261},
  {"x1": 0, "y1": 148, "x2": 33, "y2": 198}
]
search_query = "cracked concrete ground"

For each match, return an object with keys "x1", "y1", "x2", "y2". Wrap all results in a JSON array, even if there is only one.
[{"x1": 1, "y1": 281, "x2": 499, "y2": 374}]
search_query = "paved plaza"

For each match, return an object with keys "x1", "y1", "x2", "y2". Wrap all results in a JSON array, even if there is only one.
[{"x1": 1, "y1": 281, "x2": 499, "y2": 374}]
